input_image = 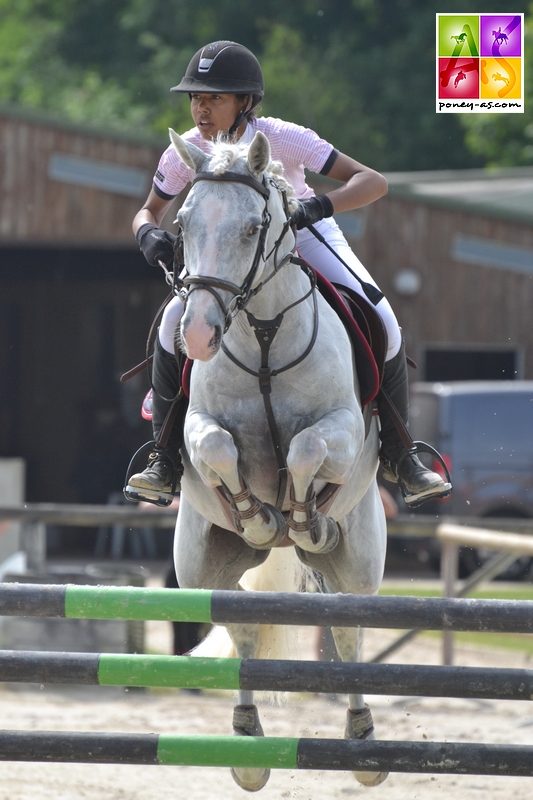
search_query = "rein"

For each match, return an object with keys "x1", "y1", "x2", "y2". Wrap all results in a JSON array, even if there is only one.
[{"x1": 183, "y1": 168, "x2": 320, "y2": 510}]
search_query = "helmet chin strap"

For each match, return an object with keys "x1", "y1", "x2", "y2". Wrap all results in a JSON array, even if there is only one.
[
  {"x1": 227, "y1": 110, "x2": 247, "y2": 138},
  {"x1": 227, "y1": 96, "x2": 254, "y2": 138}
]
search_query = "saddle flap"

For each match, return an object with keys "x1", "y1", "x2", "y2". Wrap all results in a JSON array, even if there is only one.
[
  {"x1": 333, "y1": 283, "x2": 388, "y2": 385},
  {"x1": 314, "y1": 271, "x2": 386, "y2": 405}
]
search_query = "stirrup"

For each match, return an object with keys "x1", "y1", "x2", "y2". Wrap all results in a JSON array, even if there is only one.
[
  {"x1": 123, "y1": 484, "x2": 174, "y2": 507},
  {"x1": 122, "y1": 441, "x2": 177, "y2": 507},
  {"x1": 397, "y1": 441, "x2": 452, "y2": 508}
]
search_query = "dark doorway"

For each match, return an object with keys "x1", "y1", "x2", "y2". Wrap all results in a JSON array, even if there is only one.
[
  {"x1": 423, "y1": 347, "x2": 519, "y2": 381},
  {"x1": 1, "y1": 245, "x2": 166, "y2": 529}
]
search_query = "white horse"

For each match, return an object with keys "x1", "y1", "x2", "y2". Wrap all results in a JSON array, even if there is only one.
[{"x1": 170, "y1": 128, "x2": 387, "y2": 790}]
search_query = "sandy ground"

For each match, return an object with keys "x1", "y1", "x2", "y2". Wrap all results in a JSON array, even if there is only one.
[{"x1": 0, "y1": 605, "x2": 532, "y2": 800}]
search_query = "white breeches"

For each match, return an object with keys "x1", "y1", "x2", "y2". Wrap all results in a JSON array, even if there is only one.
[
  {"x1": 159, "y1": 294, "x2": 186, "y2": 354},
  {"x1": 158, "y1": 216, "x2": 402, "y2": 360},
  {"x1": 296, "y1": 218, "x2": 401, "y2": 359}
]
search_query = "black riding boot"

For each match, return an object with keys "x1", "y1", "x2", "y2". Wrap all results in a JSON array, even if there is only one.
[
  {"x1": 378, "y1": 340, "x2": 452, "y2": 507},
  {"x1": 125, "y1": 337, "x2": 184, "y2": 506}
]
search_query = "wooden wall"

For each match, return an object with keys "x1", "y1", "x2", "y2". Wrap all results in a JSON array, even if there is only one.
[
  {"x1": 0, "y1": 111, "x2": 164, "y2": 246},
  {"x1": 354, "y1": 194, "x2": 533, "y2": 377}
]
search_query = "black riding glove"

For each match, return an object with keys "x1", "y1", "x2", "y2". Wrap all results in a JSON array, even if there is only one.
[
  {"x1": 290, "y1": 194, "x2": 334, "y2": 231},
  {"x1": 136, "y1": 223, "x2": 177, "y2": 268}
]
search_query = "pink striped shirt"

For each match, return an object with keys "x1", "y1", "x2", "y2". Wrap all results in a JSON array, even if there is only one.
[{"x1": 153, "y1": 116, "x2": 335, "y2": 200}]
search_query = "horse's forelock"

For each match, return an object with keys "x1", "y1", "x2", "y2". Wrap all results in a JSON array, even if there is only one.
[
  {"x1": 209, "y1": 138, "x2": 243, "y2": 175},
  {"x1": 207, "y1": 139, "x2": 297, "y2": 209}
]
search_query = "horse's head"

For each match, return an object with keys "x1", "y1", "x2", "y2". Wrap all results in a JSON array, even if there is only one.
[{"x1": 169, "y1": 128, "x2": 296, "y2": 361}]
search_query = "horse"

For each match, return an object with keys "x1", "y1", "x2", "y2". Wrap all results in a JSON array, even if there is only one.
[
  {"x1": 492, "y1": 28, "x2": 509, "y2": 46},
  {"x1": 454, "y1": 70, "x2": 467, "y2": 89},
  {"x1": 493, "y1": 72, "x2": 509, "y2": 86},
  {"x1": 169, "y1": 128, "x2": 388, "y2": 791}
]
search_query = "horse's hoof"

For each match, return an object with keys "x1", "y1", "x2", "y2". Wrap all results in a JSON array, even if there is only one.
[
  {"x1": 242, "y1": 504, "x2": 289, "y2": 550},
  {"x1": 230, "y1": 704, "x2": 271, "y2": 792},
  {"x1": 288, "y1": 516, "x2": 340, "y2": 553},
  {"x1": 345, "y1": 706, "x2": 389, "y2": 787},
  {"x1": 230, "y1": 767, "x2": 270, "y2": 793}
]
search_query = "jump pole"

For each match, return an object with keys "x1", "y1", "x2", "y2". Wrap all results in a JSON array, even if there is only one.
[
  {"x1": 1, "y1": 650, "x2": 532, "y2": 701},
  {"x1": 1, "y1": 583, "x2": 532, "y2": 633},
  {"x1": 0, "y1": 731, "x2": 532, "y2": 776}
]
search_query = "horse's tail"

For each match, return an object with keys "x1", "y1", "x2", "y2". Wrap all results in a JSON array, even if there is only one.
[
  {"x1": 190, "y1": 547, "x2": 308, "y2": 662},
  {"x1": 240, "y1": 546, "x2": 307, "y2": 660}
]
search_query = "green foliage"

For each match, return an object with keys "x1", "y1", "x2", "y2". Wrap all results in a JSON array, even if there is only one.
[
  {"x1": 0, "y1": 0, "x2": 529, "y2": 169},
  {"x1": 258, "y1": 23, "x2": 376, "y2": 157}
]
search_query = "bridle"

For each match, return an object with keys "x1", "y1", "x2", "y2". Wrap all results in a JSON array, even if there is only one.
[{"x1": 179, "y1": 170, "x2": 297, "y2": 331}]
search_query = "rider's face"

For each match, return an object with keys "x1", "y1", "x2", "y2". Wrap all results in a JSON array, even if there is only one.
[{"x1": 190, "y1": 93, "x2": 246, "y2": 140}]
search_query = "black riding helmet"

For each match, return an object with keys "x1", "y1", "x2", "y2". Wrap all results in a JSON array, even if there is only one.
[{"x1": 170, "y1": 41, "x2": 264, "y2": 135}]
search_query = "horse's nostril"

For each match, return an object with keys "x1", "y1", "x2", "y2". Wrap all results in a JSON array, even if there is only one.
[{"x1": 209, "y1": 325, "x2": 222, "y2": 351}]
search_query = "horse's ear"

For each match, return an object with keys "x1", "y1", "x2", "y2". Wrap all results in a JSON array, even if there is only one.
[
  {"x1": 169, "y1": 128, "x2": 207, "y2": 173},
  {"x1": 247, "y1": 131, "x2": 271, "y2": 176}
]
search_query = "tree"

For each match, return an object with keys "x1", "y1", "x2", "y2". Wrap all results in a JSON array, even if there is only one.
[{"x1": 0, "y1": 0, "x2": 529, "y2": 169}]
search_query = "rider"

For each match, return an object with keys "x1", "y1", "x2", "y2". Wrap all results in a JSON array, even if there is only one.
[{"x1": 125, "y1": 40, "x2": 451, "y2": 509}]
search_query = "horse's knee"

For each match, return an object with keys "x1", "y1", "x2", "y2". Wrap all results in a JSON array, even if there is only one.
[
  {"x1": 287, "y1": 429, "x2": 327, "y2": 481},
  {"x1": 288, "y1": 426, "x2": 356, "y2": 486},
  {"x1": 195, "y1": 426, "x2": 237, "y2": 471},
  {"x1": 189, "y1": 426, "x2": 239, "y2": 486}
]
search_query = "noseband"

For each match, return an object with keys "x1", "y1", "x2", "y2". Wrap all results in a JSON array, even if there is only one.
[{"x1": 180, "y1": 171, "x2": 292, "y2": 332}]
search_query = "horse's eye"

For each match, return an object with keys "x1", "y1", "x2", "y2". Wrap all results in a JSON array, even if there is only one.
[{"x1": 244, "y1": 220, "x2": 262, "y2": 238}]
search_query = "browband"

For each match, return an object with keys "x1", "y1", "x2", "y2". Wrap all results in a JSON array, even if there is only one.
[{"x1": 192, "y1": 171, "x2": 270, "y2": 199}]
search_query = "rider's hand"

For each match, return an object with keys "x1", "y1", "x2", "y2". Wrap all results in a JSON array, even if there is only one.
[
  {"x1": 290, "y1": 194, "x2": 334, "y2": 231},
  {"x1": 136, "y1": 224, "x2": 177, "y2": 268}
]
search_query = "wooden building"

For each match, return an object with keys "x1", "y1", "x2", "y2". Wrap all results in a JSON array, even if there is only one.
[
  {"x1": 350, "y1": 168, "x2": 533, "y2": 380},
  {"x1": 1, "y1": 106, "x2": 532, "y2": 523},
  {"x1": 0, "y1": 107, "x2": 172, "y2": 526}
]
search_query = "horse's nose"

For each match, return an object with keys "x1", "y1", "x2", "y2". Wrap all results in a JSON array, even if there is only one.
[{"x1": 181, "y1": 316, "x2": 222, "y2": 361}]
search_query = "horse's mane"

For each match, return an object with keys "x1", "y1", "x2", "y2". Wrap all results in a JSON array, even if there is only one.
[{"x1": 208, "y1": 137, "x2": 299, "y2": 212}]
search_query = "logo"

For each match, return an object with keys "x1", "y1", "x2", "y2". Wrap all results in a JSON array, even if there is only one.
[{"x1": 436, "y1": 13, "x2": 524, "y2": 112}]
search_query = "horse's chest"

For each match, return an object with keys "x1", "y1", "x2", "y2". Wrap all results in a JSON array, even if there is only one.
[
  {"x1": 202, "y1": 392, "x2": 313, "y2": 441},
  {"x1": 191, "y1": 370, "x2": 320, "y2": 452}
]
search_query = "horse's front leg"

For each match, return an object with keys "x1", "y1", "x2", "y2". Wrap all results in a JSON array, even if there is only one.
[
  {"x1": 286, "y1": 408, "x2": 360, "y2": 553},
  {"x1": 186, "y1": 411, "x2": 286, "y2": 549}
]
